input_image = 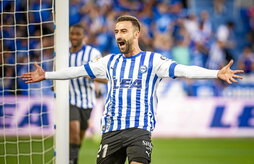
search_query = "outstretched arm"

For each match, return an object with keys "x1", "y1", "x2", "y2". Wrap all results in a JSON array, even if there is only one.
[
  {"x1": 21, "y1": 63, "x2": 88, "y2": 83},
  {"x1": 174, "y1": 60, "x2": 244, "y2": 84}
]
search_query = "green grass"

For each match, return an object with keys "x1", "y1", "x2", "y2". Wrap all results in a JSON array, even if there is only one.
[
  {"x1": 79, "y1": 137, "x2": 254, "y2": 164},
  {"x1": 0, "y1": 137, "x2": 54, "y2": 164},
  {"x1": 1, "y1": 137, "x2": 254, "y2": 164}
]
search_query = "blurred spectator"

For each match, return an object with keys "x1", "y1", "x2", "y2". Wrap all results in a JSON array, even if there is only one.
[
  {"x1": 237, "y1": 46, "x2": 254, "y2": 74},
  {"x1": 184, "y1": 13, "x2": 199, "y2": 40},
  {"x1": 113, "y1": 0, "x2": 144, "y2": 11},
  {"x1": 247, "y1": 6, "x2": 254, "y2": 48},
  {"x1": 153, "y1": 33, "x2": 172, "y2": 59},
  {"x1": 199, "y1": 10, "x2": 212, "y2": 37},
  {"x1": 169, "y1": 0, "x2": 187, "y2": 19},
  {"x1": 137, "y1": 1, "x2": 154, "y2": 51},
  {"x1": 191, "y1": 13, "x2": 211, "y2": 67},
  {"x1": 216, "y1": 21, "x2": 236, "y2": 62},
  {"x1": 69, "y1": 0, "x2": 84, "y2": 25},
  {"x1": 172, "y1": 35, "x2": 191, "y2": 65},
  {"x1": 214, "y1": 0, "x2": 226, "y2": 14},
  {"x1": 153, "y1": 1, "x2": 172, "y2": 34},
  {"x1": 207, "y1": 40, "x2": 226, "y2": 69}
]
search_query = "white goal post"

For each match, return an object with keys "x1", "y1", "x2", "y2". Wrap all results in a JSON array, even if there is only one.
[{"x1": 55, "y1": 0, "x2": 69, "y2": 164}]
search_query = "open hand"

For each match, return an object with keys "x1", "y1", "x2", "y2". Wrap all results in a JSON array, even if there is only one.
[
  {"x1": 21, "y1": 63, "x2": 46, "y2": 83},
  {"x1": 217, "y1": 60, "x2": 244, "y2": 84}
]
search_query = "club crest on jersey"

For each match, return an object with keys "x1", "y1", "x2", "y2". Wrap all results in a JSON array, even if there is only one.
[
  {"x1": 160, "y1": 56, "x2": 169, "y2": 61},
  {"x1": 139, "y1": 65, "x2": 147, "y2": 73}
]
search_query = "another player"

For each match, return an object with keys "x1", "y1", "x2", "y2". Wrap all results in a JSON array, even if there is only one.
[
  {"x1": 69, "y1": 24, "x2": 105, "y2": 164},
  {"x1": 21, "y1": 15, "x2": 243, "y2": 164}
]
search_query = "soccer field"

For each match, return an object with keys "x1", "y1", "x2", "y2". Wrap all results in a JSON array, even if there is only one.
[
  {"x1": 0, "y1": 137, "x2": 54, "y2": 164},
  {"x1": 79, "y1": 137, "x2": 254, "y2": 164},
  {"x1": 1, "y1": 137, "x2": 254, "y2": 164}
]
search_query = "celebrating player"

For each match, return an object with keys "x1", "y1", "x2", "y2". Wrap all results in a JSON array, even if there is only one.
[{"x1": 21, "y1": 15, "x2": 243, "y2": 164}]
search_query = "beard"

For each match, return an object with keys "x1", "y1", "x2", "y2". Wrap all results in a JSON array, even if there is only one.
[{"x1": 118, "y1": 39, "x2": 133, "y2": 54}]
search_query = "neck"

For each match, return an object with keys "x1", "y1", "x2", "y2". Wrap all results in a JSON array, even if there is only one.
[
  {"x1": 70, "y1": 44, "x2": 83, "y2": 53},
  {"x1": 123, "y1": 45, "x2": 141, "y2": 57}
]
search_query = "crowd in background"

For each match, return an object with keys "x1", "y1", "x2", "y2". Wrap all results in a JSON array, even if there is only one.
[
  {"x1": 1, "y1": 0, "x2": 254, "y2": 97},
  {"x1": 1, "y1": 0, "x2": 54, "y2": 96}
]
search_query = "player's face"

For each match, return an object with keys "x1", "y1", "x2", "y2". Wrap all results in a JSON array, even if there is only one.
[
  {"x1": 115, "y1": 21, "x2": 136, "y2": 54},
  {"x1": 70, "y1": 27, "x2": 84, "y2": 48}
]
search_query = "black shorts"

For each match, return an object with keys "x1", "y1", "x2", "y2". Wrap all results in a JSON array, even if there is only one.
[
  {"x1": 97, "y1": 128, "x2": 153, "y2": 164},
  {"x1": 69, "y1": 104, "x2": 92, "y2": 131}
]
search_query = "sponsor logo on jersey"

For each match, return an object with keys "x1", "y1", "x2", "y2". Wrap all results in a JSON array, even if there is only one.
[{"x1": 113, "y1": 78, "x2": 142, "y2": 89}]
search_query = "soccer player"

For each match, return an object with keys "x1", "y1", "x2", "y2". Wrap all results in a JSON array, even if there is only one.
[
  {"x1": 69, "y1": 24, "x2": 105, "y2": 164},
  {"x1": 21, "y1": 15, "x2": 244, "y2": 164}
]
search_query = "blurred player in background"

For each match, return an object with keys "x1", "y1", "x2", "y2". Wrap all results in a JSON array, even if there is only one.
[
  {"x1": 22, "y1": 15, "x2": 243, "y2": 164},
  {"x1": 68, "y1": 24, "x2": 106, "y2": 164}
]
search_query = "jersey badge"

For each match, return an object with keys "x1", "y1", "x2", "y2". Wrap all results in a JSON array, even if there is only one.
[{"x1": 140, "y1": 65, "x2": 147, "y2": 73}]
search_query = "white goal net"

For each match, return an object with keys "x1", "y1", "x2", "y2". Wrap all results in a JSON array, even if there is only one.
[{"x1": 0, "y1": 0, "x2": 55, "y2": 163}]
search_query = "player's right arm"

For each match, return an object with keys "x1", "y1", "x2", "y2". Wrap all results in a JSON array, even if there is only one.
[
  {"x1": 21, "y1": 56, "x2": 109, "y2": 83},
  {"x1": 21, "y1": 63, "x2": 89, "y2": 83}
]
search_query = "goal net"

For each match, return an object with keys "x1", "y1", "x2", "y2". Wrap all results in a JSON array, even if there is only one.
[{"x1": 0, "y1": 0, "x2": 56, "y2": 163}]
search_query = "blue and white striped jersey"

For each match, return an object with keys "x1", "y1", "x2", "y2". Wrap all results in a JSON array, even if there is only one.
[
  {"x1": 69, "y1": 45, "x2": 102, "y2": 109},
  {"x1": 84, "y1": 51, "x2": 177, "y2": 133}
]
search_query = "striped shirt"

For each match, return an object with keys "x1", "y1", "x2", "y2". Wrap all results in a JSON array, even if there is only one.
[
  {"x1": 69, "y1": 45, "x2": 102, "y2": 109},
  {"x1": 84, "y1": 51, "x2": 177, "y2": 133}
]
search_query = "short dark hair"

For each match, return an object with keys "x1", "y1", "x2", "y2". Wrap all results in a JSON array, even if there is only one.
[
  {"x1": 116, "y1": 15, "x2": 141, "y2": 32},
  {"x1": 70, "y1": 24, "x2": 85, "y2": 33}
]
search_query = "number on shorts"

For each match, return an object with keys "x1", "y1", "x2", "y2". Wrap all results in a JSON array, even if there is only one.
[{"x1": 97, "y1": 144, "x2": 108, "y2": 158}]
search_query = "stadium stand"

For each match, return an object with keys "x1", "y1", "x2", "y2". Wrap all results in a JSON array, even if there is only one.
[{"x1": 1, "y1": 0, "x2": 254, "y2": 98}]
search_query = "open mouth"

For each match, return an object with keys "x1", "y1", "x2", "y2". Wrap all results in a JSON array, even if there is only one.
[{"x1": 117, "y1": 40, "x2": 126, "y2": 48}]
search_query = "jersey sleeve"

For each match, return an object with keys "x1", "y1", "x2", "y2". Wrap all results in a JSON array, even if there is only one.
[
  {"x1": 90, "y1": 47, "x2": 102, "y2": 61},
  {"x1": 174, "y1": 64, "x2": 218, "y2": 79},
  {"x1": 84, "y1": 55, "x2": 109, "y2": 79},
  {"x1": 154, "y1": 53, "x2": 177, "y2": 78}
]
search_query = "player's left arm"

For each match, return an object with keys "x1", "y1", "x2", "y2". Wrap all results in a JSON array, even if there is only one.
[
  {"x1": 174, "y1": 60, "x2": 244, "y2": 84},
  {"x1": 155, "y1": 53, "x2": 243, "y2": 84}
]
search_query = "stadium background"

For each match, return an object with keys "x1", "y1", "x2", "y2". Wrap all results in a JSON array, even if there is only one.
[{"x1": 1, "y1": 0, "x2": 254, "y2": 163}]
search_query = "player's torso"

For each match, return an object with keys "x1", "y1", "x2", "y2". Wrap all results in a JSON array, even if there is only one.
[{"x1": 102, "y1": 51, "x2": 160, "y2": 133}]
